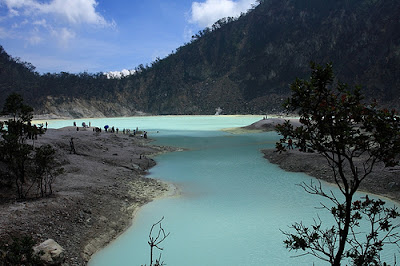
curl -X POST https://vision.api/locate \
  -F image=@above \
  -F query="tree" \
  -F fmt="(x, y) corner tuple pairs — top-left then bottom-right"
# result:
(0, 235), (45, 265)
(144, 217), (169, 266)
(276, 63), (400, 265)
(0, 93), (61, 199)
(2, 93), (33, 122)
(0, 93), (38, 198)
(32, 144), (64, 197)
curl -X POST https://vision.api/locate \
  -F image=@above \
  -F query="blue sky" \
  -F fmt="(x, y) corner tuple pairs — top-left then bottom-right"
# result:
(0, 0), (258, 74)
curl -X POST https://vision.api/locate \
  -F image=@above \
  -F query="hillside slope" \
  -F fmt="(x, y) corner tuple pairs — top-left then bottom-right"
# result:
(0, 0), (399, 117)
(134, 0), (400, 114)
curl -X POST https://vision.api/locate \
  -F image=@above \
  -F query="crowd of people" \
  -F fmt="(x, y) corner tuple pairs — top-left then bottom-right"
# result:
(72, 121), (148, 139)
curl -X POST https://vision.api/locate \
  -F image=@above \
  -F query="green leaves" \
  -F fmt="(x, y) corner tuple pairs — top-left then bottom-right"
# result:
(0, 94), (60, 199)
(276, 61), (400, 178)
(283, 196), (400, 265)
(1, 93), (33, 122)
(0, 236), (44, 266)
(278, 63), (400, 265)
(284, 233), (309, 251)
(33, 144), (64, 197)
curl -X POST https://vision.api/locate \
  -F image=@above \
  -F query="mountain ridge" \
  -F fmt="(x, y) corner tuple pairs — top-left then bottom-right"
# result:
(1, 0), (399, 118)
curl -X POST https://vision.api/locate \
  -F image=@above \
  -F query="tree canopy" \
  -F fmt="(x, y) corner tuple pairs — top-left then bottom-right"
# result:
(276, 63), (400, 265)
(0, 93), (62, 199)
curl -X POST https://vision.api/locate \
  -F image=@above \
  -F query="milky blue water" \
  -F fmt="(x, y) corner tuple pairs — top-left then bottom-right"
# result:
(44, 116), (399, 265)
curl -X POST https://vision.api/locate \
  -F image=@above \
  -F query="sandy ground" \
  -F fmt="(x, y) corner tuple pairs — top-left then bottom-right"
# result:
(0, 127), (178, 265)
(246, 118), (400, 203)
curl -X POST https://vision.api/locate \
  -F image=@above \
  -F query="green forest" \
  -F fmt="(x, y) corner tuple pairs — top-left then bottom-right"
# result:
(1, 0), (399, 117)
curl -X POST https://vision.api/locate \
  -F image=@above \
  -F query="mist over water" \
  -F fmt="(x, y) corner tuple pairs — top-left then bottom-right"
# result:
(46, 116), (398, 265)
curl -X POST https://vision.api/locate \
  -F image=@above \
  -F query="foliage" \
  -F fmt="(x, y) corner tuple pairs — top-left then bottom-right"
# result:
(0, 235), (45, 266)
(2, 1), (400, 116)
(1, 93), (38, 198)
(0, 93), (62, 199)
(32, 144), (64, 197)
(276, 63), (400, 265)
(2, 93), (33, 121)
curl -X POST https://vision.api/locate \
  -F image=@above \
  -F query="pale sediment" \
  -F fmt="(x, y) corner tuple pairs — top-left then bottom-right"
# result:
(0, 127), (178, 265)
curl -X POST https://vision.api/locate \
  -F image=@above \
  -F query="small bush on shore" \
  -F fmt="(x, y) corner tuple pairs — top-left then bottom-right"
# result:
(0, 93), (63, 199)
(0, 235), (45, 266)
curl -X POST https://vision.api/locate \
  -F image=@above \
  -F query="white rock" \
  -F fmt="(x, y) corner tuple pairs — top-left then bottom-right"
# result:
(33, 239), (64, 264)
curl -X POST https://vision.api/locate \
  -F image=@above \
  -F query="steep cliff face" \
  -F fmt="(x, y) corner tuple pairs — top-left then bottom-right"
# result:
(1, 0), (399, 118)
(41, 96), (147, 118)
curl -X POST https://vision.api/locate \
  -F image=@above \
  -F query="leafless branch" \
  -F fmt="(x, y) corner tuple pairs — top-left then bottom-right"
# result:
(148, 216), (170, 266)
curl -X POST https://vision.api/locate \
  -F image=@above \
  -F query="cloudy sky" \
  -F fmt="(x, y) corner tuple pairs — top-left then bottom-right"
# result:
(0, 0), (258, 74)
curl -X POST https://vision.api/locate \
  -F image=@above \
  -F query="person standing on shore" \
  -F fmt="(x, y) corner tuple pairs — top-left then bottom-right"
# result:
(70, 137), (77, 154)
(288, 138), (293, 150)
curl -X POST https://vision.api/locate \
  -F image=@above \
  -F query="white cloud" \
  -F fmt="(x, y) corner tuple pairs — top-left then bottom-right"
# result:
(9, 8), (20, 17)
(42, 0), (113, 26)
(11, 19), (29, 28)
(0, 27), (13, 38)
(51, 27), (76, 47)
(2, 0), (37, 9)
(184, 26), (194, 40)
(1, 0), (115, 49)
(28, 34), (42, 45)
(3, 0), (114, 27)
(190, 0), (257, 28)
(33, 19), (47, 26)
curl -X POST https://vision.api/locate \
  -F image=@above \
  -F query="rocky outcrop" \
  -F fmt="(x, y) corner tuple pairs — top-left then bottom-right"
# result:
(33, 239), (65, 265)
(41, 96), (148, 119)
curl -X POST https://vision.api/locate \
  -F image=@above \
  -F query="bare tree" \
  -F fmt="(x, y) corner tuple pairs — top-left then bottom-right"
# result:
(146, 217), (170, 266)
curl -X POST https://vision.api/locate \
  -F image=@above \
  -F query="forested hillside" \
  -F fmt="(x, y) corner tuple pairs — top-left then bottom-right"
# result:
(1, 0), (399, 117)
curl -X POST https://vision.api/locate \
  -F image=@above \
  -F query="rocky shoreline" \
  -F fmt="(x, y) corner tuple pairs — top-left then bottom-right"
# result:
(0, 127), (178, 265)
(262, 149), (400, 203)
(248, 118), (400, 203)
(2, 117), (399, 265)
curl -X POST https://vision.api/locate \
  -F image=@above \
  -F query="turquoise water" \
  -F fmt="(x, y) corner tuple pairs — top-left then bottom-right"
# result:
(45, 116), (399, 265)
(43, 115), (262, 133)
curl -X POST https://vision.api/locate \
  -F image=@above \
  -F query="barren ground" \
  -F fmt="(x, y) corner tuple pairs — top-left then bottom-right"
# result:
(0, 127), (177, 265)
(246, 118), (400, 203)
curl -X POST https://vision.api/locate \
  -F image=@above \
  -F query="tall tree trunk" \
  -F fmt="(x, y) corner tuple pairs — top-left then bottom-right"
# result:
(333, 194), (352, 265)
